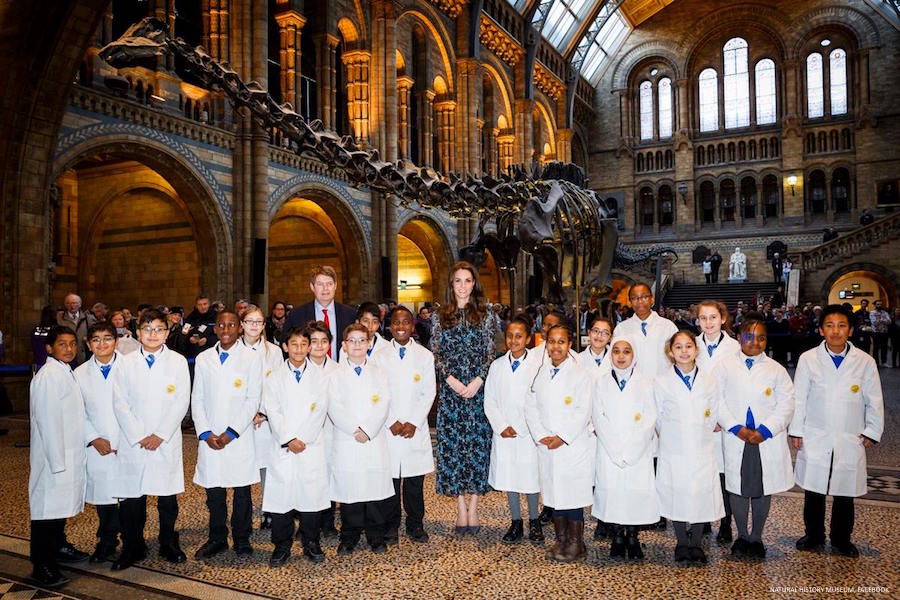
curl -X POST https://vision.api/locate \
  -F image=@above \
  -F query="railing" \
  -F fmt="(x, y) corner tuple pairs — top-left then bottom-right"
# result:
(793, 212), (900, 273)
(69, 85), (235, 150)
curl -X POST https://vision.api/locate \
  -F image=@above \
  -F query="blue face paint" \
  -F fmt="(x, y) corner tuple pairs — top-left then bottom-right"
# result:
(739, 332), (767, 345)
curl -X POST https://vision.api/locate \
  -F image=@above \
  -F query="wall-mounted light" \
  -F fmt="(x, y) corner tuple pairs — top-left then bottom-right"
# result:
(787, 175), (798, 196)
(677, 181), (688, 205)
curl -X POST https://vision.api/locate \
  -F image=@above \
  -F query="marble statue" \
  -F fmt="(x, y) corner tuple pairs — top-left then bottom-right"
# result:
(729, 247), (747, 281)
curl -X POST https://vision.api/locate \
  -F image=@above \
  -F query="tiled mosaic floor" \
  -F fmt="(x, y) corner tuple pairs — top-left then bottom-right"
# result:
(0, 366), (897, 599)
(0, 578), (70, 600)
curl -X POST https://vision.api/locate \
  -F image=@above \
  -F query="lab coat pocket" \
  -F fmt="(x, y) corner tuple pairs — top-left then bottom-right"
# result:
(800, 430), (831, 466)
(833, 433), (865, 471)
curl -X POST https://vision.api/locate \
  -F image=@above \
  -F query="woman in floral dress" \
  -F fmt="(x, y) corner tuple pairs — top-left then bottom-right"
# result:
(431, 261), (499, 533)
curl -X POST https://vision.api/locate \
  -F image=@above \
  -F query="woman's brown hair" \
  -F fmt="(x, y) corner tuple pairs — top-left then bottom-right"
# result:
(697, 299), (732, 334)
(438, 261), (487, 329)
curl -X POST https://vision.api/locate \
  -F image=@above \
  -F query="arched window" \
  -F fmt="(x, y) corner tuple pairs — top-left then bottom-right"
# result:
(763, 174), (779, 218)
(699, 68), (718, 132)
(809, 170), (827, 214)
(720, 179), (736, 222)
(755, 59), (777, 125)
(830, 49), (847, 116)
(658, 78), (673, 139)
(807, 53), (824, 118)
(700, 181), (716, 223)
(741, 177), (757, 219)
(640, 187), (655, 227)
(639, 80), (653, 141)
(832, 168), (850, 213)
(723, 38), (750, 128)
(659, 186), (674, 226)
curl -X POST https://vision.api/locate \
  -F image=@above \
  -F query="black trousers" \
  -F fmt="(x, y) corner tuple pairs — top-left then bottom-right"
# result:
(30, 518), (66, 568)
(704, 273), (712, 284)
(119, 494), (179, 549)
(719, 473), (732, 520)
(340, 498), (391, 547)
(387, 475), (425, 533)
(803, 490), (854, 545)
(205, 486), (252, 545)
(271, 511), (320, 552)
(321, 501), (339, 530)
(95, 503), (121, 548)
(872, 333), (888, 364)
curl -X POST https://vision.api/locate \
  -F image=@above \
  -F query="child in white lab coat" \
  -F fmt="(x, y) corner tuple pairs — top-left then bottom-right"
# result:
(484, 315), (542, 544)
(790, 304), (884, 558)
(718, 314), (795, 560)
(655, 330), (724, 564)
(525, 323), (593, 563)
(240, 305), (284, 531)
(263, 325), (330, 566)
(372, 306), (436, 544)
(74, 322), (123, 564)
(696, 300), (741, 544)
(592, 334), (659, 559)
(191, 310), (262, 559)
(29, 326), (88, 587)
(328, 323), (394, 555)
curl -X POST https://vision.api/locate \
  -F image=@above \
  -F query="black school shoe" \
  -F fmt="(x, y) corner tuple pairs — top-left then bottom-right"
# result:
(89, 542), (118, 564)
(30, 564), (69, 588)
(716, 520), (733, 544)
(370, 542), (388, 554)
(689, 546), (708, 564)
(673, 544), (691, 563)
(56, 543), (90, 563)
(538, 506), (554, 525)
(407, 526), (429, 543)
(337, 542), (355, 556)
(384, 529), (400, 545)
(111, 545), (148, 571)
(502, 519), (524, 544)
(195, 540), (228, 560)
(795, 534), (826, 552)
(527, 519), (544, 544)
(159, 540), (187, 564)
(831, 541), (859, 558)
(747, 541), (766, 559)
(731, 537), (750, 556)
(268, 548), (290, 567)
(233, 543), (254, 556)
(303, 542), (325, 563)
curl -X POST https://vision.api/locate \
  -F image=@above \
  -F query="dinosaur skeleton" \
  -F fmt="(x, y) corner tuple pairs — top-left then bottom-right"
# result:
(100, 18), (675, 304)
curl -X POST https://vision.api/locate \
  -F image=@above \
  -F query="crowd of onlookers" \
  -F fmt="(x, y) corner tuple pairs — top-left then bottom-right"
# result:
(24, 288), (900, 372)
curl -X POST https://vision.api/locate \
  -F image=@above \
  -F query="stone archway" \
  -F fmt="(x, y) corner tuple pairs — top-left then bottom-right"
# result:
(51, 139), (232, 305)
(821, 263), (898, 309)
(268, 184), (372, 305)
(397, 215), (454, 309)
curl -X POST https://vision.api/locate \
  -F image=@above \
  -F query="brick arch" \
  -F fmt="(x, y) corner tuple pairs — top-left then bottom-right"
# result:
(789, 5), (881, 55)
(820, 263), (898, 308)
(0, 0), (109, 358)
(682, 8), (789, 77)
(396, 8), (457, 90)
(50, 138), (232, 303)
(268, 180), (372, 304)
(396, 214), (455, 306)
(611, 40), (684, 90)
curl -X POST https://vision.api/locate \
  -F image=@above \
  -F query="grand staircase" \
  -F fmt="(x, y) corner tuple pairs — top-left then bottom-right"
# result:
(661, 282), (782, 309)
(792, 211), (900, 275)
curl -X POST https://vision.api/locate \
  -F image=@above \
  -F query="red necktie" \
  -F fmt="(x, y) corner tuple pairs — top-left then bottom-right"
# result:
(322, 308), (332, 357)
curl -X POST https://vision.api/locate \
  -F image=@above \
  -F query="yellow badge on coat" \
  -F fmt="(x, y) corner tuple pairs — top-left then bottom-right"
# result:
(765, 387), (773, 397)
(564, 396), (573, 406)
(234, 378), (243, 388)
(372, 394), (380, 404)
(851, 384), (860, 393)
(634, 412), (641, 422)
(704, 408), (711, 418)
(265, 369), (272, 378)
(166, 384), (175, 394)
(413, 373), (421, 382)
(310, 402), (317, 412)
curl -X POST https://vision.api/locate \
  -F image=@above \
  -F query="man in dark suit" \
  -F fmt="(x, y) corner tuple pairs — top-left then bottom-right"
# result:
(282, 265), (356, 361)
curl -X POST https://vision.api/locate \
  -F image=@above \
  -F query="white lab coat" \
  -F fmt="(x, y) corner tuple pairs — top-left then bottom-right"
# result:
(790, 342), (884, 497)
(111, 346), (190, 498)
(578, 346), (610, 372)
(654, 366), (725, 523)
(261, 359), (330, 513)
(717, 353), (795, 496)
(309, 356), (340, 473)
(74, 353), (122, 505)
(524, 357), (593, 510)
(696, 332), (741, 472)
(371, 340), (436, 478)
(326, 361), (394, 503)
(191, 343), (262, 488)
(484, 350), (540, 494)
(615, 312), (679, 377)
(29, 357), (86, 520)
(591, 369), (659, 525)
(247, 338), (283, 470)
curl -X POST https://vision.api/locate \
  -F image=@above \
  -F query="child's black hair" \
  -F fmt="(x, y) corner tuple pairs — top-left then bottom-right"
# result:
(87, 321), (117, 339)
(506, 313), (534, 333)
(356, 301), (381, 321)
(46, 325), (76, 347)
(820, 304), (852, 325)
(283, 325), (310, 343)
(139, 309), (168, 328)
(389, 305), (414, 321)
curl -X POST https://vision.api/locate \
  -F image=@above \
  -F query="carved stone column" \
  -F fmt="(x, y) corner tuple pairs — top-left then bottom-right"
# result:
(419, 90), (435, 168)
(497, 129), (515, 174)
(343, 49), (372, 145)
(514, 98), (534, 167)
(434, 97), (457, 174)
(397, 76), (414, 159)
(275, 9), (306, 110)
(556, 128), (572, 164)
(203, 0), (230, 62)
(315, 33), (340, 130)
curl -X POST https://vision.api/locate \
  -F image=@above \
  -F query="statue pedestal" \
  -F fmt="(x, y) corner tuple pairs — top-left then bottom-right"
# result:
(728, 277), (746, 284)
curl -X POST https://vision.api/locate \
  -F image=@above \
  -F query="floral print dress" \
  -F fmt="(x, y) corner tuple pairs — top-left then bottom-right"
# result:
(431, 310), (499, 496)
